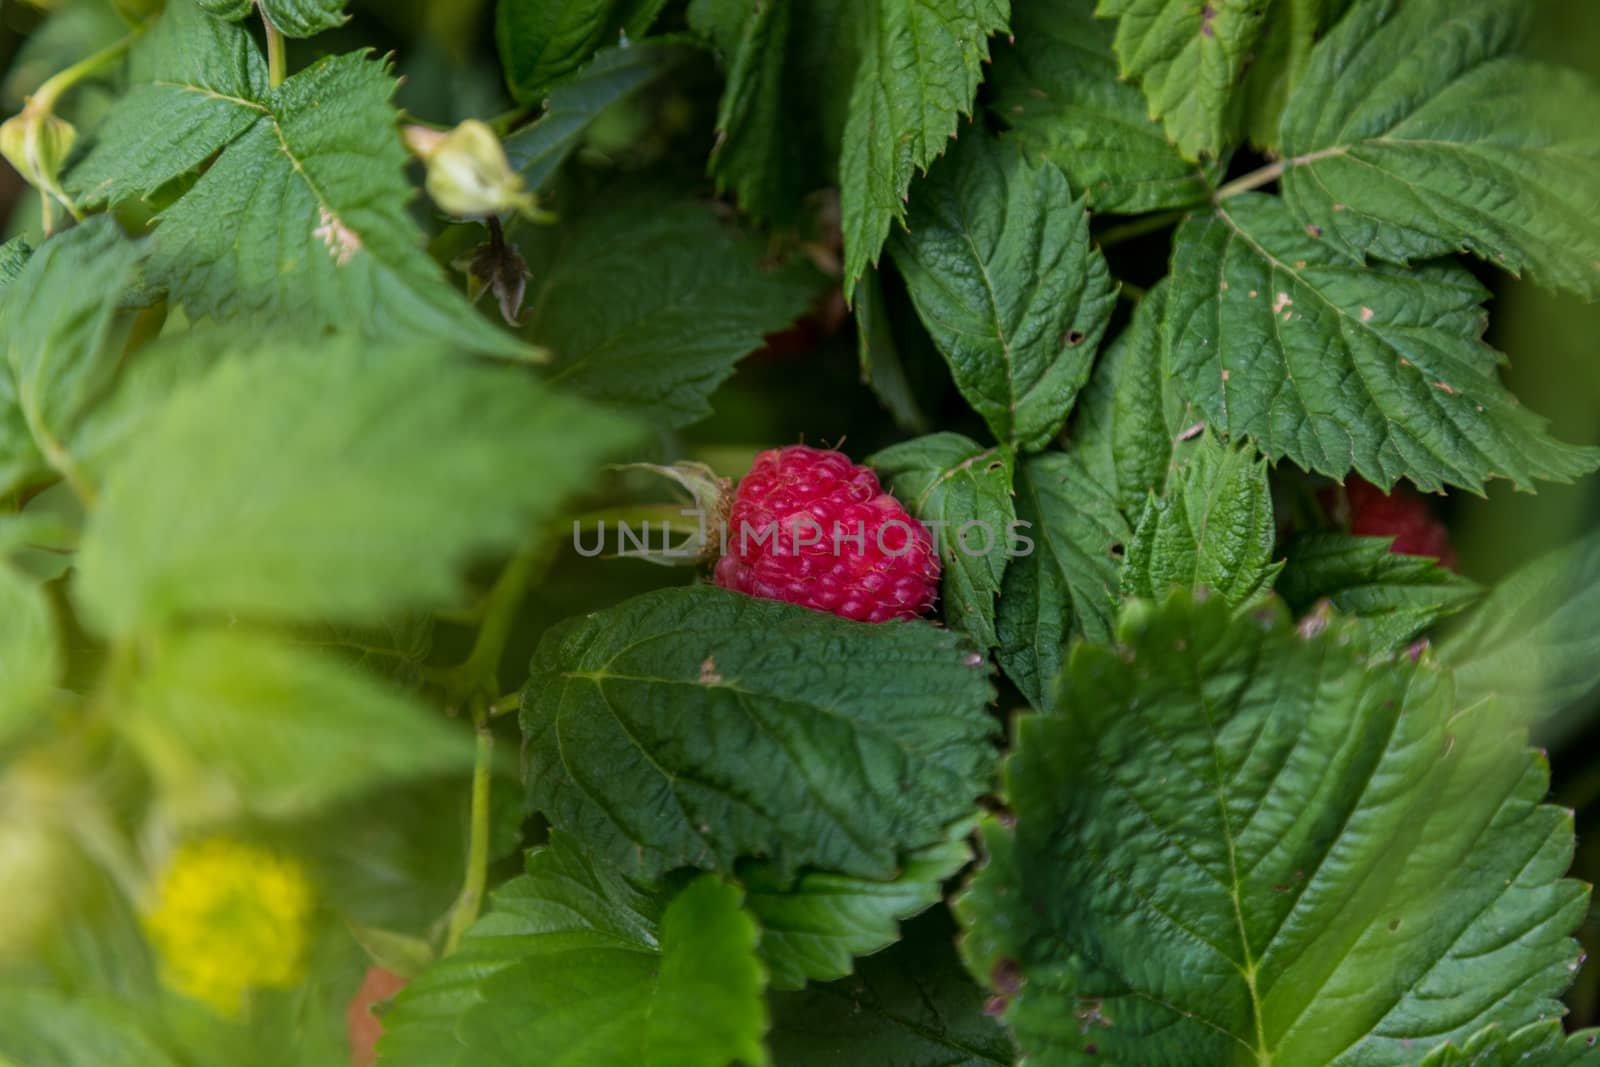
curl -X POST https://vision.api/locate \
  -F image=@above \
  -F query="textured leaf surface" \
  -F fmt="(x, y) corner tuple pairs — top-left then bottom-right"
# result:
(76, 339), (638, 635)
(1122, 433), (1281, 606)
(1279, 0), (1600, 298)
(527, 190), (817, 428)
(0, 219), (139, 498)
(745, 818), (972, 991)
(127, 630), (472, 820)
(1278, 532), (1480, 649)
(382, 837), (767, 1067)
(872, 433), (1016, 649)
(504, 41), (694, 191)
(995, 452), (1128, 710)
(1166, 194), (1599, 492)
(838, 0), (1009, 290)
(0, 564), (58, 747)
(74, 7), (523, 356)
(1440, 527), (1600, 722)
(767, 913), (1013, 1067)
(700, 0), (804, 222)
(1418, 1021), (1600, 1066)
(1235, 0), (1352, 150)
(1097, 0), (1268, 159)
(521, 585), (996, 884)
(1069, 283), (1198, 520)
(891, 133), (1114, 452)
(989, 0), (1218, 213)
(960, 592), (1588, 1066)
(196, 0), (346, 37)
(496, 0), (663, 104)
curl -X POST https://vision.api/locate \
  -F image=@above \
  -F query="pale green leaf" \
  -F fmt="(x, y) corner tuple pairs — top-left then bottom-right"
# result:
(526, 190), (817, 429)
(1122, 432), (1281, 606)
(496, 0), (665, 104)
(1279, 0), (1600, 298)
(1068, 282), (1199, 520)
(0, 218), (140, 498)
(745, 816), (973, 991)
(1096, 0), (1269, 160)
(1419, 1021), (1600, 1066)
(838, 0), (1009, 290)
(995, 451), (1128, 710)
(989, 0), (1219, 213)
(382, 838), (768, 1067)
(195, 0), (346, 37)
(503, 41), (695, 192)
(959, 591), (1588, 1065)
(68, 0), (269, 205)
(76, 337), (639, 635)
(1278, 532), (1480, 649)
(0, 989), (179, 1067)
(767, 912), (1013, 1067)
(872, 434), (1016, 649)
(1439, 526), (1600, 722)
(0, 564), (59, 747)
(127, 629), (472, 821)
(521, 585), (997, 884)
(1166, 193), (1599, 492)
(891, 132), (1114, 452)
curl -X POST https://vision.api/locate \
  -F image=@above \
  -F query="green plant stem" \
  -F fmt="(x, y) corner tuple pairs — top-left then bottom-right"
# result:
(1097, 209), (1189, 249)
(1213, 160), (1288, 201)
(264, 15), (286, 89)
(443, 722), (494, 954)
(30, 29), (142, 113)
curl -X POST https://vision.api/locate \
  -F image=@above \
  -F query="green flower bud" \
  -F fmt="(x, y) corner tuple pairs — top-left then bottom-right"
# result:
(404, 120), (538, 220)
(0, 101), (78, 228)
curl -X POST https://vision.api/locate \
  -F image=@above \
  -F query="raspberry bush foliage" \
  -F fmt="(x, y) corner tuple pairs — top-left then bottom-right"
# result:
(2, 0), (1600, 1064)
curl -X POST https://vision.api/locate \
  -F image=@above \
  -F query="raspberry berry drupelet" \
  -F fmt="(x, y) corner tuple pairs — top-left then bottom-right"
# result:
(713, 445), (941, 623)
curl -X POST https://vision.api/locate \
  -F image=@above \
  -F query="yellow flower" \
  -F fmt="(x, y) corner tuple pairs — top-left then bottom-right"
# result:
(143, 839), (314, 1017)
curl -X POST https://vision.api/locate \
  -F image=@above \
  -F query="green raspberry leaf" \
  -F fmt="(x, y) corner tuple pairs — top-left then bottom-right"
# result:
(1167, 193), (1600, 492)
(127, 629), (474, 821)
(959, 591), (1588, 1065)
(496, 0), (667, 105)
(995, 451), (1129, 711)
(744, 822), (972, 992)
(0, 564), (59, 748)
(0, 218), (139, 499)
(1439, 526), (1600, 724)
(767, 912), (1014, 1067)
(872, 433), (1017, 650)
(1096, 0), (1269, 161)
(504, 41), (695, 193)
(76, 337), (639, 636)
(382, 836), (769, 1067)
(1234, 0), (1353, 151)
(523, 189), (818, 429)
(520, 585), (997, 884)
(1122, 432), (1282, 607)
(838, 0), (1009, 291)
(1418, 1021), (1600, 1066)
(1278, 532), (1480, 650)
(195, 0), (347, 38)
(989, 0), (1221, 213)
(1279, 0), (1600, 298)
(891, 132), (1115, 452)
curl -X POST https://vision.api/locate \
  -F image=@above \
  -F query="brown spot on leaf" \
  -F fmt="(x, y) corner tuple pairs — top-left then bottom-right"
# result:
(699, 657), (723, 685)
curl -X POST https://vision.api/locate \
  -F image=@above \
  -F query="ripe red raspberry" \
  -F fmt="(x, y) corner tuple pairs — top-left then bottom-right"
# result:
(714, 445), (940, 623)
(1337, 477), (1457, 569)
(347, 966), (408, 1067)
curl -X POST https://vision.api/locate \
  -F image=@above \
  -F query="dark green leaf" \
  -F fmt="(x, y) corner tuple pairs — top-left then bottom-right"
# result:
(521, 585), (996, 884)
(76, 337), (639, 635)
(891, 132), (1115, 452)
(1235, 0), (1353, 151)
(853, 273), (930, 435)
(1167, 193), (1599, 492)
(527, 190), (817, 429)
(989, 0), (1219, 213)
(1279, 0), (1600, 298)
(838, 0), (1008, 290)
(1278, 532), (1480, 649)
(960, 591), (1588, 1065)
(195, 0), (347, 37)
(872, 433), (1016, 649)
(1122, 433), (1281, 607)
(496, 0), (666, 105)
(995, 452), (1128, 710)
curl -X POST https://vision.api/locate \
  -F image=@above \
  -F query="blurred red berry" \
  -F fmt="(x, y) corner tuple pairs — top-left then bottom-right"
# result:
(347, 966), (408, 1067)
(714, 444), (940, 622)
(1336, 477), (1457, 569)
